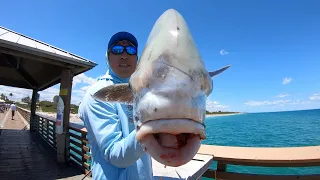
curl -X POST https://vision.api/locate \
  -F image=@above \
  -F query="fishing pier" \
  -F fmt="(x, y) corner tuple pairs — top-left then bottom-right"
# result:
(1, 26), (320, 179)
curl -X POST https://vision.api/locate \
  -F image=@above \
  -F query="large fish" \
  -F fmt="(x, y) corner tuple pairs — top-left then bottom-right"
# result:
(93, 9), (230, 167)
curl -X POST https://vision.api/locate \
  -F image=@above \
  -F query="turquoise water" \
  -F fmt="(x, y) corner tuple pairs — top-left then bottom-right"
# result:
(202, 109), (320, 176)
(69, 109), (320, 176)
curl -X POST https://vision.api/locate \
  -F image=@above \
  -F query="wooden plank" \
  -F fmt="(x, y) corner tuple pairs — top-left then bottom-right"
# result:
(36, 113), (57, 122)
(39, 134), (57, 150)
(83, 145), (90, 152)
(70, 146), (82, 156)
(198, 144), (320, 167)
(69, 124), (88, 133)
(69, 131), (82, 139)
(83, 139), (88, 144)
(70, 138), (82, 148)
(203, 169), (320, 180)
(83, 154), (91, 161)
(69, 133), (88, 146)
(152, 154), (213, 180)
(70, 153), (82, 163)
(83, 162), (90, 170)
(0, 130), (85, 179)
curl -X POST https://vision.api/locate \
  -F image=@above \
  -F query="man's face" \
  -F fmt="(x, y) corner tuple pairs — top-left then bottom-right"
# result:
(108, 40), (138, 78)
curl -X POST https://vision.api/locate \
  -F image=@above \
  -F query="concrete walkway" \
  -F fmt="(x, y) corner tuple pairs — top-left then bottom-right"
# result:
(0, 108), (27, 130)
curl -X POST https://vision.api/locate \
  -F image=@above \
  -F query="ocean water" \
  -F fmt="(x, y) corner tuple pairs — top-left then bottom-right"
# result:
(69, 109), (320, 176)
(202, 109), (320, 176)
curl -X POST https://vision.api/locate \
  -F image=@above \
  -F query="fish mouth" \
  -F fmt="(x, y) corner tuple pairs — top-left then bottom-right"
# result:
(136, 119), (205, 167)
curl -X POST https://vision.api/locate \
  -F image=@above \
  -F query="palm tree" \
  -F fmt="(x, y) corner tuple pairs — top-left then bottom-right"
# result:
(8, 93), (13, 102)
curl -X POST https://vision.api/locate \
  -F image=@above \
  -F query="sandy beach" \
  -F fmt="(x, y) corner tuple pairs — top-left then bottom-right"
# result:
(37, 112), (242, 122)
(205, 113), (243, 118)
(36, 112), (82, 123)
(35, 111), (243, 122)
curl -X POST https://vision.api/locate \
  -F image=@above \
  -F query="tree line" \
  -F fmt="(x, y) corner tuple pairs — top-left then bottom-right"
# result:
(206, 110), (240, 114)
(0, 93), (79, 113)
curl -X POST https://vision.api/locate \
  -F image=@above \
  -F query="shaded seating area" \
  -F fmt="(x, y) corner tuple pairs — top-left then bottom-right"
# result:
(0, 26), (96, 179)
(0, 25), (97, 164)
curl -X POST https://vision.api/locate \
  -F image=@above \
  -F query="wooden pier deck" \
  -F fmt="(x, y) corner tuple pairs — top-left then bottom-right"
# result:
(0, 109), (89, 180)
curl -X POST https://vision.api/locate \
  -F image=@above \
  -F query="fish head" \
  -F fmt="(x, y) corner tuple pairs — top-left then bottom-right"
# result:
(93, 9), (230, 167)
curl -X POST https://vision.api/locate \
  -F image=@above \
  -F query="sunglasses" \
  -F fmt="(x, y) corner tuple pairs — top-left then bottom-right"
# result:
(110, 45), (137, 55)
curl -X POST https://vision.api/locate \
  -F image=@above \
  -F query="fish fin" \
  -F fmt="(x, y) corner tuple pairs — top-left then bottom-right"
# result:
(209, 65), (231, 77)
(92, 83), (134, 104)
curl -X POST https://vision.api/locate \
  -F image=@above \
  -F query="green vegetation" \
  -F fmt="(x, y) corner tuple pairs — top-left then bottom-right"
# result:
(2, 93), (239, 115)
(37, 100), (79, 113)
(206, 110), (241, 115)
(0, 93), (13, 104)
(0, 93), (79, 114)
(17, 100), (79, 114)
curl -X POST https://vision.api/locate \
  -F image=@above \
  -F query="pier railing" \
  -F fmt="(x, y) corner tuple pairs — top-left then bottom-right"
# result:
(198, 145), (320, 179)
(68, 123), (91, 175)
(16, 107), (320, 179)
(17, 107), (31, 124)
(35, 113), (57, 149)
(16, 107), (92, 175)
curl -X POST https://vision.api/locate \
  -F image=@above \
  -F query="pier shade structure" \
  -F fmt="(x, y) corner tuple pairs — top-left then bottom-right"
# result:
(0, 25), (96, 165)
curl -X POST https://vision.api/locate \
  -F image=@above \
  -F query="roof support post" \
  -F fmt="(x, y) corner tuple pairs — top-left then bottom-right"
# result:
(30, 89), (38, 131)
(56, 69), (73, 164)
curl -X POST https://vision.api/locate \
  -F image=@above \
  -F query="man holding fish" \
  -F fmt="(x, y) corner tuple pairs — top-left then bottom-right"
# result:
(80, 8), (230, 180)
(78, 31), (153, 180)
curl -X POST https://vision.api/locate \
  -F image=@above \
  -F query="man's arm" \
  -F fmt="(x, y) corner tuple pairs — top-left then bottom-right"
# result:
(78, 90), (145, 168)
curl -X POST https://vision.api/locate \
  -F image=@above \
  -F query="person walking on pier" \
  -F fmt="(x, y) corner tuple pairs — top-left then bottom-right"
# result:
(78, 32), (153, 180)
(10, 103), (16, 120)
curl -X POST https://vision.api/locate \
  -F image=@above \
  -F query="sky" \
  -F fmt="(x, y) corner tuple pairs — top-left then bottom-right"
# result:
(0, 0), (320, 113)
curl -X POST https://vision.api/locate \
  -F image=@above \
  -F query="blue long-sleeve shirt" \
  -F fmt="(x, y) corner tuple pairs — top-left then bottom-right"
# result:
(78, 72), (153, 180)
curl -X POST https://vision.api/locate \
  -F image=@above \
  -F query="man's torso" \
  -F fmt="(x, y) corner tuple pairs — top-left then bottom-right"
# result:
(81, 78), (153, 180)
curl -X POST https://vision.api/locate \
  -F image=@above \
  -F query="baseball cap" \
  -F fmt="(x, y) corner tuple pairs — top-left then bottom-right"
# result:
(108, 31), (138, 50)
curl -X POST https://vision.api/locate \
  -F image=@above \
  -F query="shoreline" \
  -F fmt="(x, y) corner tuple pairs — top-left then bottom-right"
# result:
(36, 111), (244, 122)
(205, 112), (243, 118)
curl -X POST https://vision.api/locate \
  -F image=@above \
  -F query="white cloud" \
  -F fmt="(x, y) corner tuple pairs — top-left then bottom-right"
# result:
(38, 87), (60, 102)
(73, 73), (97, 87)
(244, 98), (315, 107)
(0, 85), (32, 101)
(282, 77), (292, 85)
(309, 93), (320, 101)
(244, 100), (291, 107)
(0, 72), (102, 105)
(206, 99), (229, 112)
(276, 93), (290, 98)
(71, 96), (83, 106)
(72, 89), (86, 98)
(220, 49), (229, 56)
(80, 85), (91, 91)
(291, 99), (311, 105)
